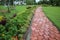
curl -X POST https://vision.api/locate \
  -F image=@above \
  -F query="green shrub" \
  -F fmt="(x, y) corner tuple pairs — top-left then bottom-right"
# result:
(0, 6), (36, 40)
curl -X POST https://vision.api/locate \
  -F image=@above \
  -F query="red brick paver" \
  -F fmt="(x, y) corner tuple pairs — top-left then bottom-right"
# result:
(30, 7), (60, 40)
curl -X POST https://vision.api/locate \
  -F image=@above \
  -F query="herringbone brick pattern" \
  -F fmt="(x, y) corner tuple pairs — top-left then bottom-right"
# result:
(30, 7), (60, 40)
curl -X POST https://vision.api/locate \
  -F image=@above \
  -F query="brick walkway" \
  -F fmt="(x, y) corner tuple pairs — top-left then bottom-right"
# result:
(30, 7), (60, 40)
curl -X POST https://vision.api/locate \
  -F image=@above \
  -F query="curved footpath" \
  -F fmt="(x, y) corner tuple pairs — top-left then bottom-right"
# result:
(30, 7), (60, 40)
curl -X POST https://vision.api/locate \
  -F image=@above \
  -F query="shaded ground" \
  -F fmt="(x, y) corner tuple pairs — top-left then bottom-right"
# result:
(30, 7), (60, 40)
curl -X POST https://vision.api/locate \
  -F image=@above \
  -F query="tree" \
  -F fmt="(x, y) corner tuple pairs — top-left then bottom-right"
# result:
(49, 0), (60, 6)
(26, 0), (35, 5)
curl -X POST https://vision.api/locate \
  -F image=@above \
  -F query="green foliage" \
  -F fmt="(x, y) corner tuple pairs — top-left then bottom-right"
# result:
(0, 25), (5, 34)
(38, 0), (60, 6)
(26, 0), (35, 5)
(49, 0), (60, 6)
(0, 6), (36, 40)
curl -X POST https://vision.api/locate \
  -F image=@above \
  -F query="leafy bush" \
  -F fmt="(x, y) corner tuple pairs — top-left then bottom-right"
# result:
(0, 16), (4, 21)
(0, 16), (6, 25)
(26, 6), (32, 9)
(42, 4), (52, 7)
(0, 6), (36, 40)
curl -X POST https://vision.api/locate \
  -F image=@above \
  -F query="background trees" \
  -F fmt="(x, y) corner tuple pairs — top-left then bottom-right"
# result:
(0, 0), (60, 6)
(37, 0), (60, 6)
(26, 0), (35, 5)
(49, 0), (60, 6)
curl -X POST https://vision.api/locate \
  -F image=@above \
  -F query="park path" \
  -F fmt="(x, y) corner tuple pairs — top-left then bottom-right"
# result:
(30, 7), (60, 40)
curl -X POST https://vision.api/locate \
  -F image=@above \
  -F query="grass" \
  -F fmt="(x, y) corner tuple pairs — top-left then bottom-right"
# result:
(43, 6), (60, 30)
(0, 6), (27, 19)
(0, 5), (7, 10)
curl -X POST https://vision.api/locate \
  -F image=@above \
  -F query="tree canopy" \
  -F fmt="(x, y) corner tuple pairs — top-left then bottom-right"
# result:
(0, 0), (60, 6)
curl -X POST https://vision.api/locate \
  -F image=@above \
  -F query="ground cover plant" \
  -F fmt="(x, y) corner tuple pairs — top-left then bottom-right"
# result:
(43, 6), (60, 30)
(0, 5), (36, 40)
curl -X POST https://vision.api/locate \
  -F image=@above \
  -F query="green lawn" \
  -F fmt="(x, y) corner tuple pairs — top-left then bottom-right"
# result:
(43, 7), (60, 30)
(0, 6), (27, 18)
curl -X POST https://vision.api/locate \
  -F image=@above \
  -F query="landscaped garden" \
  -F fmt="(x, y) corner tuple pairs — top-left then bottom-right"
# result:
(0, 5), (36, 40)
(43, 6), (60, 30)
(0, 0), (60, 40)
(0, 5), (60, 40)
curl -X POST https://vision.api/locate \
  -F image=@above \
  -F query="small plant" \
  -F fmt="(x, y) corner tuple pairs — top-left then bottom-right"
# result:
(0, 16), (6, 25)
(11, 14), (17, 19)
(26, 6), (32, 9)
(0, 16), (4, 21)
